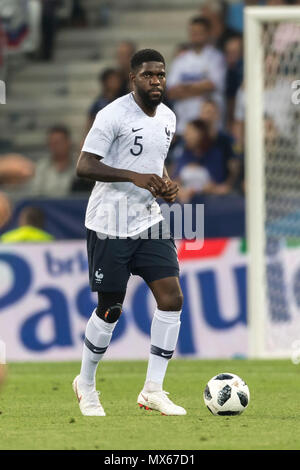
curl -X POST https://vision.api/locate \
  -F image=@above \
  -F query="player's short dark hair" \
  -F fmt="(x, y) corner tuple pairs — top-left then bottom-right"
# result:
(190, 16), (211, 30)
(130, 49), (165, 71)
(48, 125), (71, 139)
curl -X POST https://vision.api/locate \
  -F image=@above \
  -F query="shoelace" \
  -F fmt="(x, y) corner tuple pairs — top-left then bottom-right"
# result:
(158, 390), (173, 405)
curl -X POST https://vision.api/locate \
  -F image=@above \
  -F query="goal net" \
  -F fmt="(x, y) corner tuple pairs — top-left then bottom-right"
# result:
(245, 7), (300, 358)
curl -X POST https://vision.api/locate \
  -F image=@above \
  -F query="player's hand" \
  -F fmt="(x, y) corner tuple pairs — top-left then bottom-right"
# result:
(131, 173), (168, 197)
(157, 178), (179, 203)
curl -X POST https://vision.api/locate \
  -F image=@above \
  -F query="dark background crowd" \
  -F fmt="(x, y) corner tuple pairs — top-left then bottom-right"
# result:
(0, 0), (298, 241)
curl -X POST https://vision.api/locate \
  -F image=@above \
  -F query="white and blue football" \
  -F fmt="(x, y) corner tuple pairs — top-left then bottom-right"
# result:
(203, 372), (250, 416)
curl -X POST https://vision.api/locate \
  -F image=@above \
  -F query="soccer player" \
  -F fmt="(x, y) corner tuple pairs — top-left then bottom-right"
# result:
(73, 49), (186, 416)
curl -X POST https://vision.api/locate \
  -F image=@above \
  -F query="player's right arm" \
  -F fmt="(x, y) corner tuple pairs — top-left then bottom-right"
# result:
(76, 151), (167, 197)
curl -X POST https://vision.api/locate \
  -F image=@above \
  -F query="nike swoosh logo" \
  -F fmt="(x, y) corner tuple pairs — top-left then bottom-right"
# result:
(132, 127), (143, 132)
(161, 353), (172, 357)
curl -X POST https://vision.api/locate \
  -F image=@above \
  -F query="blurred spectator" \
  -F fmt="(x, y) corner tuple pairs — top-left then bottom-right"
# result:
(29, 125), (76, 196)
(116, 40), (136, 96)
(173, 42), (190, 58)
(70, 0), (87, 27)
(0, 0), (29, 52)
(87, 68), (123, 130)
(224, 35), (243, 128)
(265, 0), (288, 4)
(264, 50), (295, 140)
(97, 0), (111, 27)
(264, 0), (300, 61)
(0, 191), (11, 228)
(0, 0), (87, 60)
(175, 103), (241, 202)
(24, 0), (42, 56)
(55, 0), (87, 27)
(167, 16), (226, 135)
(0, 153), (35, 186)
(0, 0), (44, 59)
(199, 0), (238, 51)
(199, 100), (241, 193)
(174, 119), (212, 203)
(272, 23), (300, 55)
(232, 84), (245, 159)
(0, 206), (54, 242)
(0, 14), (6, 78)
(234, 49), (296, 150)
(40, 0), (61, 61)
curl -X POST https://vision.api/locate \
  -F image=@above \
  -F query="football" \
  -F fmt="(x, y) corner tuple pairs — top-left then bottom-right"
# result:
(203, 372), (250, 416)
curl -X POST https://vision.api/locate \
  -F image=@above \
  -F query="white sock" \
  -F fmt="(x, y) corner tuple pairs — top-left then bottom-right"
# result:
(79, 309), (118, 389)
(144, 308), (181, 392)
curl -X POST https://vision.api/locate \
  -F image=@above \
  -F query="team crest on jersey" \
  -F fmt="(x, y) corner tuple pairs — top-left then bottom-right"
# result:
(164, 126), (172, 158)
(95, 269), (104, 284)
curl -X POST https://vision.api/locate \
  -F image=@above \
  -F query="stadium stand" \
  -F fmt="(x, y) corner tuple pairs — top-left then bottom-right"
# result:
(3, 0), (200, 159)
(0, 0), (249, 237)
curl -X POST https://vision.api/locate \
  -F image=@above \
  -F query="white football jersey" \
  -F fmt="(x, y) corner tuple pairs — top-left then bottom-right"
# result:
(82, 92), (176, 237)
(167, 46), (226, 134)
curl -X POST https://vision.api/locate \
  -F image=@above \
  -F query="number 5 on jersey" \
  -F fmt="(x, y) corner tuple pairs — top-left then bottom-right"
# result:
(130, 135), (143, 156)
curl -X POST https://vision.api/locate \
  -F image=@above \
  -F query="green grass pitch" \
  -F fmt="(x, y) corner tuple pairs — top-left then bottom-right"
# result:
(0, 359), (300, 450)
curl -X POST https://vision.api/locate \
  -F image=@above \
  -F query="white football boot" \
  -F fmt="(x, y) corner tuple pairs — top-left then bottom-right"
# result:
(137, 390), (186, 416)
(72, 375), (106, 416)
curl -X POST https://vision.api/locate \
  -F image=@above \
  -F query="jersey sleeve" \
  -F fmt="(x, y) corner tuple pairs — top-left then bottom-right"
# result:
(82, 105), (119, 158)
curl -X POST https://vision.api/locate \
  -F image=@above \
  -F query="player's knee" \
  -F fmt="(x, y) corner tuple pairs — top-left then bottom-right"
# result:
(97, 303), (123, 323)
(96, 292), (126, 323)
(158, 292), (184, 312)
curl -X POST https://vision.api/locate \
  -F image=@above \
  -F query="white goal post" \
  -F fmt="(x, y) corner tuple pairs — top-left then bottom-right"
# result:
(245, 7), (300, 358)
